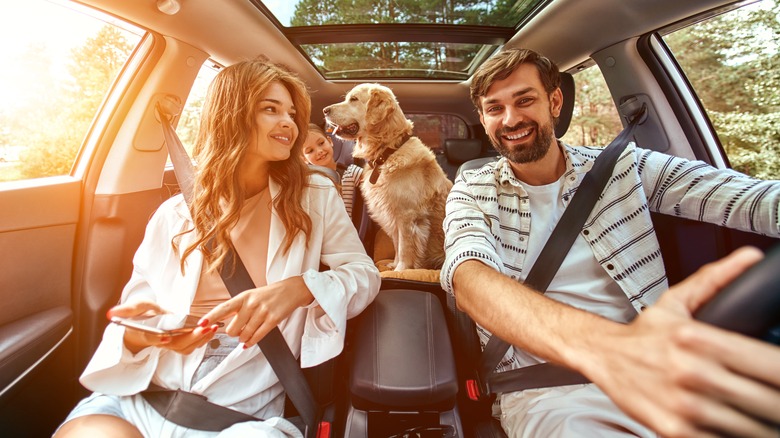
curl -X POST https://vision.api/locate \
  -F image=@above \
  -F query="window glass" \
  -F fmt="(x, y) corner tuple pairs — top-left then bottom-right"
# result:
(0, 0), (142, 183)
(175, 61), (221, 157)
(663, 0), (780, 180)
(407, 113), (469, 153)
(560, 65), (622, 147)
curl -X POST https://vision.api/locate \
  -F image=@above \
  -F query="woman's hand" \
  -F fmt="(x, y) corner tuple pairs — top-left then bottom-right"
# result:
(107, 301), (219, 355)
(199, 276), (314, 348)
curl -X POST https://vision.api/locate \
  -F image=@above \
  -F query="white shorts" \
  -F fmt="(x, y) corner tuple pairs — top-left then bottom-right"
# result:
(499, 383), (656, 438)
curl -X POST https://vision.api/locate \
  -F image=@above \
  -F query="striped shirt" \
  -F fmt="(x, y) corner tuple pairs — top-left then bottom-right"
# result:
(441, 142), (780, 371)
(341, 164), (363, 219)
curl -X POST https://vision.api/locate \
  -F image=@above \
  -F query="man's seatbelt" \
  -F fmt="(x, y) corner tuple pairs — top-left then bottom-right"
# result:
(466, 106), (646, 400)
(153, 101), (327, 438)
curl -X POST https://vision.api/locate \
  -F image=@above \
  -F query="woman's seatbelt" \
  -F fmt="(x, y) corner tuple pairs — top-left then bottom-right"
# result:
(149, 100), (328, 438)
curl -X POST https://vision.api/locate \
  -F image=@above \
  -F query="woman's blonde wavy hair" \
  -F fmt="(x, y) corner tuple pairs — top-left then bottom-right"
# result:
(178, 58), (312, 274)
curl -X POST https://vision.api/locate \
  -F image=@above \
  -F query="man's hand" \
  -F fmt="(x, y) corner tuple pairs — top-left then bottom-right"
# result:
(587, 247), (780, 437)
(199, 276), (314, 348)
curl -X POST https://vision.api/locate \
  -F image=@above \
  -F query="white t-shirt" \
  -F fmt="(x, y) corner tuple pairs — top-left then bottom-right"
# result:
(514, 177), (637, 367)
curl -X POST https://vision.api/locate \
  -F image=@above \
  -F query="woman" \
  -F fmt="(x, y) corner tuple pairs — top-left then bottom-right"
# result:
(302, 123), (363, 219)
(55, 59), (380, 437)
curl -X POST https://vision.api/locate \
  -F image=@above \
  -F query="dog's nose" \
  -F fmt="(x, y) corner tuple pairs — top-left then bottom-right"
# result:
(323, 106), (331, 115)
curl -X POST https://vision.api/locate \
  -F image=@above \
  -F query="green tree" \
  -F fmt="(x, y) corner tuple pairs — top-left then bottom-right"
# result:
(17, 25), (133, 179)
(289, 0), (536, 77)
(561, 66), (622, 146)
(664, 0), (780, 179)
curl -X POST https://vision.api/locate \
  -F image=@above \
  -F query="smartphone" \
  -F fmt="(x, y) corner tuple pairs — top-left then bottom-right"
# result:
(110, 313), (222, 336)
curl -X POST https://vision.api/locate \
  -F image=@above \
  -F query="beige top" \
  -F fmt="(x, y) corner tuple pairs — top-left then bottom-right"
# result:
(189, 188), (272, 318)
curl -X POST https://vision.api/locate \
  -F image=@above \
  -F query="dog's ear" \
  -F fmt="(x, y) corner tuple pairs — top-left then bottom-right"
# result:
(365, 87), (397, 130)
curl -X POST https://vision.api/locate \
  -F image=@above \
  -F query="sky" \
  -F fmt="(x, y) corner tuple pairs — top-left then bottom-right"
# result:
(260, 0), (298, 26)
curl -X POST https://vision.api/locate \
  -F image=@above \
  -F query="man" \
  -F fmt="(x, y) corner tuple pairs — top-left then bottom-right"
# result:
(441, 48), (780, 437)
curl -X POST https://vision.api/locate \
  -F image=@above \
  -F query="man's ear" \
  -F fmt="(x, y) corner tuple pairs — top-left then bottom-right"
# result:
(550, 87), (563, 118)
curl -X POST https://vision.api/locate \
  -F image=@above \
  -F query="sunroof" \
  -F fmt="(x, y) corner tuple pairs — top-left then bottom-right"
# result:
(253, 0), (548, 80)
(301, 41), (496, 80)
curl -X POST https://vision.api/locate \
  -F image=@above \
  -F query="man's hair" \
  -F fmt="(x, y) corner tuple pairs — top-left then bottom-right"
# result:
(470, 48), (561, 113)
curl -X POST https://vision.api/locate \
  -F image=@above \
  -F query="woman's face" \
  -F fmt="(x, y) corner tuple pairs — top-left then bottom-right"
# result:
(302, 130), (336, 169)
(244, 81), (299, 167)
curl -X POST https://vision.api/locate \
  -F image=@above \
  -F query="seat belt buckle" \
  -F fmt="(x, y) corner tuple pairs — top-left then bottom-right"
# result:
(316, 421), (331, 438)
(466, 378), (481, 401)
(466, 375), (492, 402)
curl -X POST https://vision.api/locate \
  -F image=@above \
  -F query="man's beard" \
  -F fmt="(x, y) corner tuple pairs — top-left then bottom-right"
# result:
(490, 118), (555, 164)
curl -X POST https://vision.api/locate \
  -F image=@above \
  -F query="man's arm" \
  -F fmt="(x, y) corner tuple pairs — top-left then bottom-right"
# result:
(453, 259), (615, 368)
(454, 248), (780, 437)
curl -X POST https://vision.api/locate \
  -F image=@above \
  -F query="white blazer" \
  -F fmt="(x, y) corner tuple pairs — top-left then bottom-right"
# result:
(80, 173), (380, 425)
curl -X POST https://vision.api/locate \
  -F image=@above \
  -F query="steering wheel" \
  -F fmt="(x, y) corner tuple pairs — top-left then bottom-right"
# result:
(695, 243), (780, 340)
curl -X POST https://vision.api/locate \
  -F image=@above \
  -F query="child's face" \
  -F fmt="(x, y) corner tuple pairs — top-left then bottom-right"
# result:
(302, 131), (336, 168)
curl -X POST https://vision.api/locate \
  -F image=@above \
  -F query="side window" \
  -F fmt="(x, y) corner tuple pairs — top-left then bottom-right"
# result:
(662, 0), (779, 180)
(0, 0), (142, 183)
(175, 61), (221, 156)
(407, 114), (469, 153)
(561, 65), (622, 147)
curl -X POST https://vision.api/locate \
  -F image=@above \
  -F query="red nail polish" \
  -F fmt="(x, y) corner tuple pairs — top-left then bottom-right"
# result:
(198, 319), (209, 328)
(243, 344), (250, 349)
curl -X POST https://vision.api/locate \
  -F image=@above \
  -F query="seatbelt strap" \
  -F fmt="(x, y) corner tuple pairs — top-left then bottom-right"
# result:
(142, 384), (262, 431)
(154, 102), (323, 437)
(476, 106), (646, 394)
(221, 247), (320, 432)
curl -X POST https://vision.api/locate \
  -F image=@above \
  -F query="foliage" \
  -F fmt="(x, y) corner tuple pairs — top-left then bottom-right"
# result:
(664, 0), (780, 180)
(290, 1), (535, 76)
(7, 26), (132, 180)
(560, 66), (622, 147)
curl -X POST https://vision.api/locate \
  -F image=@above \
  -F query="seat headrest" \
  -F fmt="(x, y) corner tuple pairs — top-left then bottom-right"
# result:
(555, 72), (575, 138)
(443, 138), (482, 165)
(329, 135), (355, 167)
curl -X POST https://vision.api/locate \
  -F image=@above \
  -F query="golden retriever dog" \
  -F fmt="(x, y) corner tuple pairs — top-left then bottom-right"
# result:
(323, 83), (452, 271)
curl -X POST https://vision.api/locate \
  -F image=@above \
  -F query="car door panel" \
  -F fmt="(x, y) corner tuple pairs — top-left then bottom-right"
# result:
(0, 178), (81, 435)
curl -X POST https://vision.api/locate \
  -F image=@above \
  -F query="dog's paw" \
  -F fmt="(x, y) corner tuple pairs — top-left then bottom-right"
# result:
(394, 262), (408, 271)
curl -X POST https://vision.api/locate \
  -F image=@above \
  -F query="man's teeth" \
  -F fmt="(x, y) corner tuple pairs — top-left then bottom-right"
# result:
(506, 130), (531, 140)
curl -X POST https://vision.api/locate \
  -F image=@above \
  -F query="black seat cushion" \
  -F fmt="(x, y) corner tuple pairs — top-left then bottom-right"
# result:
(350, 290), (458, 411)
